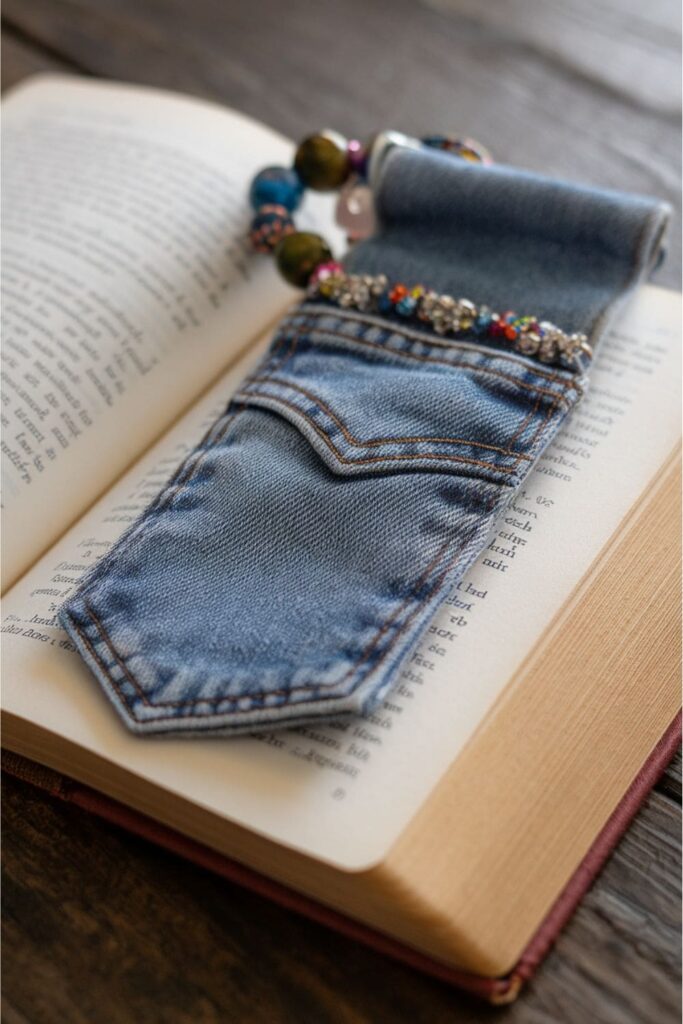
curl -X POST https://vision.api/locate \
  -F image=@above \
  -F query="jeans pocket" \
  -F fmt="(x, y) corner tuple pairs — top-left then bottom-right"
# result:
(60, 306), (582, 735)
(237, 305), (581, 487)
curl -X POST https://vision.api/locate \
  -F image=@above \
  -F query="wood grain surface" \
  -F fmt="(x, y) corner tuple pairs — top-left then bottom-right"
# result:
(1, 1), (681, 1021)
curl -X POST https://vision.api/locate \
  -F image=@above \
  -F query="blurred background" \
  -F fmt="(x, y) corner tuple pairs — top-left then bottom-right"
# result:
(3, 0), (681, 283)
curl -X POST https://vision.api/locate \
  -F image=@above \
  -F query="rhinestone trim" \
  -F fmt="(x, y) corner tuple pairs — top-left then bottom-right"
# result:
(307, 270), (592, 370)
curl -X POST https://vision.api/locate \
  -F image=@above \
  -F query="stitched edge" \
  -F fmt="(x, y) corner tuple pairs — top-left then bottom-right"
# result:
(67, 491), (493, 724)
(237, 389), (525, 475)
(232, 329), (570, 477)
(67, 384), (565, 722)
(289, 324), (578, 407)
(298, 302), (582, 383)
(242, 372), (535, 461)
(67, 325), (308, 617)
(237, 357), (567, 479)
(66, 534), (447, 717)
(65, 315), (572, 724)
(313, 329), (573, 405)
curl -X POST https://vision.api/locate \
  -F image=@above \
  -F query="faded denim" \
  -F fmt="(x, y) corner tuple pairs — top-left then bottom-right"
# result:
(59, 145), (670, 736)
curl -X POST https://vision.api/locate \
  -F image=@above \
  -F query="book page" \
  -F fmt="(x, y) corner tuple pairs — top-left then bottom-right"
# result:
(1, 75), (339, 590)
(1, 285), (680, 871)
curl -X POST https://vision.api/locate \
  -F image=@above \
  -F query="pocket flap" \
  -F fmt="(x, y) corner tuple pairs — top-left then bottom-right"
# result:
(235, 307), (580, 487)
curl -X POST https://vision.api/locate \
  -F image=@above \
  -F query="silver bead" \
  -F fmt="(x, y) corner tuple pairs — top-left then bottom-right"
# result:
(457, 299), (477, 317)
(307, 274), (583, 369)
(516, 330), (541, 355)
(538, 335), (559, 363)
(370, 274), (388, 296)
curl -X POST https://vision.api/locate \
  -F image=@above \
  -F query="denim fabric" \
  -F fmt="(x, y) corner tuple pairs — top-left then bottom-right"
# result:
(351, 143), (670, 349)
(59, 146), (669, 736)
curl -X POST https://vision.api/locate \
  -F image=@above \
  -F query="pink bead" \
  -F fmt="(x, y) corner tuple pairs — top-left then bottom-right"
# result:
(347, 139), (368, 176)
(335, 180), (375, 241)
(309, 260), (344, 284)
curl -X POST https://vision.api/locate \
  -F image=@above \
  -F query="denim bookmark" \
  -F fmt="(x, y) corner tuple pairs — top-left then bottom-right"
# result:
(60, 148), (670, 735)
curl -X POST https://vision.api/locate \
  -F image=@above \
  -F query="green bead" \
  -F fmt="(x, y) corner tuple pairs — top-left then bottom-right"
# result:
(275, 232), (333, 287)
(294, 131), (350, 191)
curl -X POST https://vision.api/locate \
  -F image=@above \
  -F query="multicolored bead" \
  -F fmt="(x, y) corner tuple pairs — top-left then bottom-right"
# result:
(248, 204), (295, 253)
(275, 231), (333, 288)
(396, 295), (417, 316)
(249, 166), (304, 212)
(294, 131), (350, 191)
(309, 260), (345, 286)
(347, 139), (369, 178)
(247, 127), (496, 289)
(306, 270), (591, 369)
(473, 307), (493, 335)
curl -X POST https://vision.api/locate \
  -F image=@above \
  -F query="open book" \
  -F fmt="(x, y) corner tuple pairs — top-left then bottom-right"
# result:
(2, 76), (680, 999)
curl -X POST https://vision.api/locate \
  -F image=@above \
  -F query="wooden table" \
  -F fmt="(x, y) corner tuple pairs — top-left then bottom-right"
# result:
(2, 2), (681, 1020)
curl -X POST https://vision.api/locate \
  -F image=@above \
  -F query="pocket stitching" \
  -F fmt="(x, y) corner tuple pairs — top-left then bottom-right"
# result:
(66, 332), (568, 723)
(246, 373), (535, 461)
(239, 387), (531, 475)
(303, 325), (578, 406)
(66, 485), (493, 722)
(301, 303), (579, 383)
(68, 384), (562, 724)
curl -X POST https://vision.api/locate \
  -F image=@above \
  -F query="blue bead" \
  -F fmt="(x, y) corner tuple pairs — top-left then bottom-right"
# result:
(474, 313), (492, 335)
(248, 204), (295, 253)
(378, 291), (393, 314)
(396, 296), (417, 316)
(249, 166), (304, 212)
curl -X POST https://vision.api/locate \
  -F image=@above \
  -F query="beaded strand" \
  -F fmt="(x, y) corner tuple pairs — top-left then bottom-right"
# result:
(248, 130), (490, 286)
(305, 269), (591, 369)
(247, 131), (591, 369)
